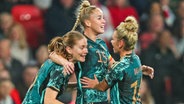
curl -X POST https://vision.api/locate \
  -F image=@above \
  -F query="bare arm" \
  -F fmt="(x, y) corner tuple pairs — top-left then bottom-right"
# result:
(94, 79), (109, 91)
(44, 88), (64, 104)
(49, 52), (74, 74)
(81, 75), (109, 91)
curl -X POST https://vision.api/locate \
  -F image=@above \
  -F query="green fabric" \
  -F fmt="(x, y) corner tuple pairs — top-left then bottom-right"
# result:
(22, 59), (70, 104)
(76, 37), (110, 104)
(106, 53), (142, 104)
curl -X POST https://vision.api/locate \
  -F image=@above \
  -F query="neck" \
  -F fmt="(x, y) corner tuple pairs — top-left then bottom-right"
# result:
(120, 50), (132, 58)
(84, 29), (98, 42)
(68, 58), (76, 64)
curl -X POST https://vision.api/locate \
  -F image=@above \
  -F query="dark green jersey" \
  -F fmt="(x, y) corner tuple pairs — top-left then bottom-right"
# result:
(76, 37), (111, 104)
(105, 53), (142, 104)
(22, 59), (70, 104)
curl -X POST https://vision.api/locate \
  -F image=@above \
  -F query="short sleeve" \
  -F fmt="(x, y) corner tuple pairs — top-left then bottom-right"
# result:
(47, 66), (66, 92)
(105, 61), (129, 87)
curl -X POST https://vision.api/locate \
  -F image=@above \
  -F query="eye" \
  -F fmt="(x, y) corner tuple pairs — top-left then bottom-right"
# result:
(97, 15), (102, 20)
(80, 45), (86, 50)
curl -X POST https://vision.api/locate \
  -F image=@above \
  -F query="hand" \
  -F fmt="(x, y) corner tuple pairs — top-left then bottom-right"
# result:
(62, 61), (75, 75)
(142, 65), (154, 79)
(81, 75), (99, 88)
(49, 52), (75, 74)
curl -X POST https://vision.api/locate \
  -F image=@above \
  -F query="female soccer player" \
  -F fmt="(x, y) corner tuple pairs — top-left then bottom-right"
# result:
(81, 16), (143, 104)
(50, 1), (153, 104)
(22, 31), (88, 104)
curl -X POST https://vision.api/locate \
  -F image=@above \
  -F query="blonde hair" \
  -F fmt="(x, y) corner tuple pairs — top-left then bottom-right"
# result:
(116, 16), (138, 51)
(7, 23), (28, 49)
(72, 0), (97, 31)
(48, 31), (85, 59)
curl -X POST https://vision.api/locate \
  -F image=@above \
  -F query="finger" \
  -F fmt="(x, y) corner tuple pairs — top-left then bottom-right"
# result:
(81, 81), (88, 85)
(65, 65), (74, 74)
(68, 64), (75, 71)
(65, 68), (70, 75)
(149, 69), (154, 75)
(62, 70), (67, 76)
(80, 79), (90, 83)
(152, 72), (154, 78)
(82, 85), (90, 88)
(149, 73), (154, 79)
(150, 75), (153, 79)
(49, 51), (54, 56)
(142, 65), (146, 68)
(94, 75), (97, 80)
(82, 77), (91, 80)
(152, 68), (154, 73)
(67, 65), (74, 74)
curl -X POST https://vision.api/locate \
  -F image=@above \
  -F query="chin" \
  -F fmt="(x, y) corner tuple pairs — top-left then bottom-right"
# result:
(100, 31), (105, 34)
(98, 30), (104, 34)
(79, 58), (85, 62)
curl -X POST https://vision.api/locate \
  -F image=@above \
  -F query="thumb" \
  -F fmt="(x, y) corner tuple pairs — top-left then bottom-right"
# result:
(94, 74), (97, 80)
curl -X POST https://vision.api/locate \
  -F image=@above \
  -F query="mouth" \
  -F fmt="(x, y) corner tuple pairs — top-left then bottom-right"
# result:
(79, 55), (86, 62)
(80, 54), (87, 59)
(100, 25), (105, 29)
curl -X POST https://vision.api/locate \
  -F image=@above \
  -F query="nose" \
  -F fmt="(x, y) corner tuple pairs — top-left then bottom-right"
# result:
(102, 18), (106, 24)
(84, 48), (88, 54)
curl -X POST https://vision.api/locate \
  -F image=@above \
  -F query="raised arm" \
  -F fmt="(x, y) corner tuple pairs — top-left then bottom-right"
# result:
(49, 52), (74, 74)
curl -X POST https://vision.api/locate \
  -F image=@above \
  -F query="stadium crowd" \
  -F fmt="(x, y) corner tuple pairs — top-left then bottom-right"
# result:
(0, 0), (183, 104)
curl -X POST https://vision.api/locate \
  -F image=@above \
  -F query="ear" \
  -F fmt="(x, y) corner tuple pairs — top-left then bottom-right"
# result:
(66, 46), (73, 54)
(118, 40), (124, 49)
(84, 19), (91, 27)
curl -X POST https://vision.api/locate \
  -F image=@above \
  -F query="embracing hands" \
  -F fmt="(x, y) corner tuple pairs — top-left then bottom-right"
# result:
(142, 65), (154, 79)
(80, 75), (99, 88)
(62, 61), (75, 75)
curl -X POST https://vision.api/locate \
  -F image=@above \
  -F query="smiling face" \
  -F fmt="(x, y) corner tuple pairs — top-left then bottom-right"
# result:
(67, 38), (88, 62)
(87, 8), (106, 35)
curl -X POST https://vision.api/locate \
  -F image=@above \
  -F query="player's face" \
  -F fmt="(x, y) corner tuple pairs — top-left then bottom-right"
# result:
(111, 31), (120, 53)
(88, 8), (106, 35)
(70, 38), (88, 62)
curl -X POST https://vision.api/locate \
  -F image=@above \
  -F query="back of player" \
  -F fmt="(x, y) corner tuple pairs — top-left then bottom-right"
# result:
(110, 53), (142, 104)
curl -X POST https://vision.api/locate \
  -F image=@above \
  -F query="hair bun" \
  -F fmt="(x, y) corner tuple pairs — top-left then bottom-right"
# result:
(82, 0), (90, 8)
(124, 16), (138, 32)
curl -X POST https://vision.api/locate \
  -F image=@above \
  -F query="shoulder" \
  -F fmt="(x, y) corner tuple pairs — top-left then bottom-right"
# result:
(40, 59), (63, 71)
(111, 60), (129, 72)
(132, 54), (140, 60)
(96, 38), (105, 43)
(96, 38), (108, 48)
(53, 64), (64, 71)
(42, 59), (55, 67)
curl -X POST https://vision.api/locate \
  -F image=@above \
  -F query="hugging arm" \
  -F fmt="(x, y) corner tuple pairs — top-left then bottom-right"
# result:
(94, 79), (109, 91)
(81, 75), (109, 91)
(49, 52), (74, 74)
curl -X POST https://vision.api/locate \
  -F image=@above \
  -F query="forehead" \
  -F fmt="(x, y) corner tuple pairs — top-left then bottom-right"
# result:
(90, 8), (103, 16)
(74, 38), (87, 46)
(112, 31), (118, 37)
